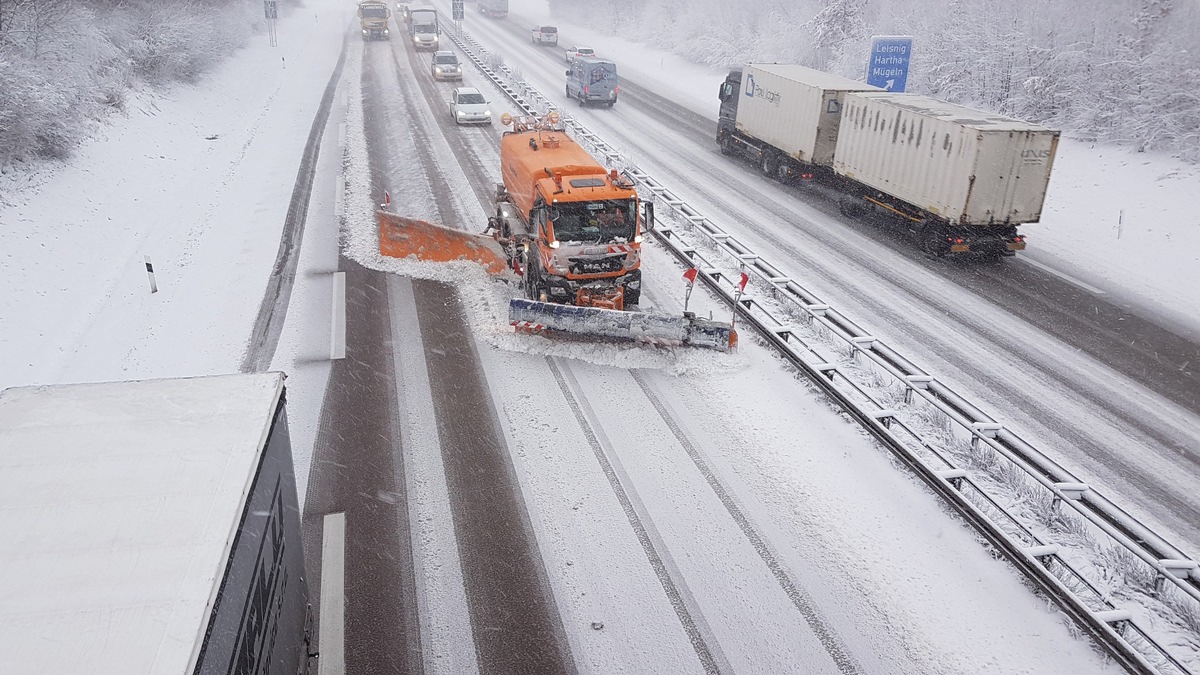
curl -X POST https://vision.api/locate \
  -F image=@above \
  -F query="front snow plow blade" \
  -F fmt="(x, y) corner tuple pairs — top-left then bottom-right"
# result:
(509, 298), (737, 351)
(378, 211), (508, 275)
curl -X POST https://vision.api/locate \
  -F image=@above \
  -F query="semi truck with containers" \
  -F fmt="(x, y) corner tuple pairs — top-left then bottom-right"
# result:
(0, 373), (311, 674)
(718, 64), (1060, 256)
(478, 0), (508, 17)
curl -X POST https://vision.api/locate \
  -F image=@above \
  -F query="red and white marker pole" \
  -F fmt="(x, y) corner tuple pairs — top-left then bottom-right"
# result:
(682, 267), (698, 313)
(730, 271), (749, 332)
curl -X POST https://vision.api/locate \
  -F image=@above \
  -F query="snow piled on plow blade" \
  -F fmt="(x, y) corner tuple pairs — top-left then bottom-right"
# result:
(378, 211), (508, 275)
(510, 298), (736, 351)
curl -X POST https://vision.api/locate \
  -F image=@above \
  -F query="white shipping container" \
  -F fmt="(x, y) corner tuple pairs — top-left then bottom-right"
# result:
(833, 92), (1060, 226)
(737, 64), (880, 166)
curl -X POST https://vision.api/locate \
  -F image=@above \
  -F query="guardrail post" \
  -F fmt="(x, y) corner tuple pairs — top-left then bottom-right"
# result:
(1025, 544), (1059, 570)
(903, 375), (934, 404)
(969, 422), (1003, 450)
(1093, 609), (1133, 638)
(850, 336), (875, 364)
(803, 304), (829, 328)
(868, 408), (899, 429)
(937, 468), (968, 490)
(1050, 482), (1089, 519)
(1155, 559), (1199, 595)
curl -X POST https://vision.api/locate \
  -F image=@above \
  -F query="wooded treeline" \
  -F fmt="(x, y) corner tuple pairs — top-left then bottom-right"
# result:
(551, 0), (1200, 161)
(0, 0), (289, 167)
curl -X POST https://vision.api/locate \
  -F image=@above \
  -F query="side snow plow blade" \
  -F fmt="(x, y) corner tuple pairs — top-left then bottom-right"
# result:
(509, 298), (737, 351)
(378, 211), (508, 275)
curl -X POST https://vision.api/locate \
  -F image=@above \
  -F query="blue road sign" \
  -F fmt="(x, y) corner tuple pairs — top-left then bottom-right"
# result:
(866, 36), (913, 92)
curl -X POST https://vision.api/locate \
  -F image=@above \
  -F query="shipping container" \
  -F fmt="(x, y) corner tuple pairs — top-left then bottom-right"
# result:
(0, 373), (310, 675)
(718, 64), (879, 175)
(834, 92), (1060, 227)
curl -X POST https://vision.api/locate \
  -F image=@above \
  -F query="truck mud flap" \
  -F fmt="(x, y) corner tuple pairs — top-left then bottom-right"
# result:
(509, 298), (736, 351)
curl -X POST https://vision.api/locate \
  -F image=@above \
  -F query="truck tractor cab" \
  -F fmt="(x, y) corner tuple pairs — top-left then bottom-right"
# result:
(717, 67), (743, 147)
(493, 113), (643, 309)
(357, 0), (392, 40)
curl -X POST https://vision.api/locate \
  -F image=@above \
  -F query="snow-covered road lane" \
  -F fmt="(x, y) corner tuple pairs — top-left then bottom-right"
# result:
(452, 8), (1200, 553)
(326, 21), (1126, 673)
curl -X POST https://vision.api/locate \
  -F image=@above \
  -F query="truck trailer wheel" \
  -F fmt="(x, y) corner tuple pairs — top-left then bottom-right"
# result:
(760, 153), (777, 178)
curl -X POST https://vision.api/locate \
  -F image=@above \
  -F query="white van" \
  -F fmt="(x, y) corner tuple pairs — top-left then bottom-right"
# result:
(566, 57), (618, 107)
(532, 25), (558, 46)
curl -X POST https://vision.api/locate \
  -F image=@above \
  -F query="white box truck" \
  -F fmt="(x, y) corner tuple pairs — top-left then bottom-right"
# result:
(717, 64), (880, 181)
(0, 373), (310, 675)
(716, 64), (1061, 256)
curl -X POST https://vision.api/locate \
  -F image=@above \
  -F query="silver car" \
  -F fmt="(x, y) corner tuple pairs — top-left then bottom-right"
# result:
(431, 50), (462, 81)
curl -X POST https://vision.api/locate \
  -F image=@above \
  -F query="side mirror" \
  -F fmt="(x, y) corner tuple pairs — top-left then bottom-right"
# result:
(643, 201), (655, 231)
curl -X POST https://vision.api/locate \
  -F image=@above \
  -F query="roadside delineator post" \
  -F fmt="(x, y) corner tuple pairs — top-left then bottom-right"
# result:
(730, 271), (749, 332)
(145, 256), (158, 293)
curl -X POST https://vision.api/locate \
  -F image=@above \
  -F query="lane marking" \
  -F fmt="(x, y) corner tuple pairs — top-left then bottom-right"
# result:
(549, 358), (731, 675)
(330, 272), (346, 360)
(334, 173), (344, 218)
(319, 512), (346, 675)
(387, 276), (481, 675)
(1019, 257), (1107, 295)
(633, 371), (863, 675)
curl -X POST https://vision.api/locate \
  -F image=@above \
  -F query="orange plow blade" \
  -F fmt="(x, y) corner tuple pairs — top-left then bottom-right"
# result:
(377, 211), (508, 275)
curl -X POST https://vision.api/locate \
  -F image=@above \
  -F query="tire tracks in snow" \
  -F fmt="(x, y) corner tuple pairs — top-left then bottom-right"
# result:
(240, 29), (350, 372)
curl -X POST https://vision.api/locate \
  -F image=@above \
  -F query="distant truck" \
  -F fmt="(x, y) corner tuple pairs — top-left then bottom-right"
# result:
(357, 0), (392, 40)
(718, 64), (1060, 256)
(407, 5), (439, 50)
(566, 57), (619, 108)
(531, 25), (558, 46)
(478, 0), (508, 17)
(0, 373), (310, 674)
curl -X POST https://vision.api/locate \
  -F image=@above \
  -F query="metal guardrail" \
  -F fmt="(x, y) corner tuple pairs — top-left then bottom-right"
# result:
(441, 21), (1200, 674)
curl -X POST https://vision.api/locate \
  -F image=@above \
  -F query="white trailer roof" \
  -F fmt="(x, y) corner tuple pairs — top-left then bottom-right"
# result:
(0, 373), (285, 674)
(747, 63), (881, 92)
(849, 91), (1056, 132)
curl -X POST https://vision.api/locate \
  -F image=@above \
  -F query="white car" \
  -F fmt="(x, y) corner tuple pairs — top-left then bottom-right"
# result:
(564, 46), (594, 62)
(449, 87), (492, 125)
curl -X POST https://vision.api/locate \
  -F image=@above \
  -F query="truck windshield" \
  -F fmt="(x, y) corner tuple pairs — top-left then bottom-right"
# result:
(360, 7), (388, 18)
(551, 200), (636, 243)
(410, 10), (435, 29)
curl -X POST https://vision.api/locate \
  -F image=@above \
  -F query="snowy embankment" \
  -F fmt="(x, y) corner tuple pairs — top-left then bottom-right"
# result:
(0, 1), (350, 389)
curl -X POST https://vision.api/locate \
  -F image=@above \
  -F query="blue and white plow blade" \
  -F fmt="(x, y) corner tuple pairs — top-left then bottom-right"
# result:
(509, 298), (736, 351)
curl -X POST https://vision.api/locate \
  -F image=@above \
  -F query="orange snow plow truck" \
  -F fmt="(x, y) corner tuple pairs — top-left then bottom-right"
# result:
(377, 111), (735, 350)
